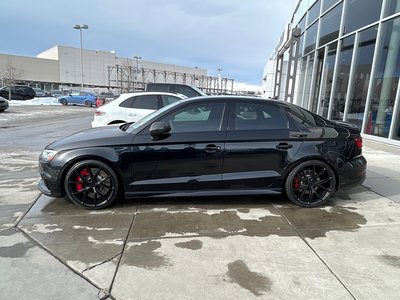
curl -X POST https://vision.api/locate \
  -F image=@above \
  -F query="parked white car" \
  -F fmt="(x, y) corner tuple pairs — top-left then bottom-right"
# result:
(91, 92), (186, 128)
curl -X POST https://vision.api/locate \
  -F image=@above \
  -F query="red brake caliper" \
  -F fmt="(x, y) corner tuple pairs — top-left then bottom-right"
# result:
(293, 177), (300, 190)
(76, 168), (90, 191)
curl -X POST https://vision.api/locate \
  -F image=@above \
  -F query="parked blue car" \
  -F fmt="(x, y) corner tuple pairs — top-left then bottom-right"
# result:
(58, 92), (99, 107)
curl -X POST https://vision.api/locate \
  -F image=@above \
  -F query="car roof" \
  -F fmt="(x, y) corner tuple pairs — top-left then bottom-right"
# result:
(177, 95), (285, 105)
(115, 91), (187, 100)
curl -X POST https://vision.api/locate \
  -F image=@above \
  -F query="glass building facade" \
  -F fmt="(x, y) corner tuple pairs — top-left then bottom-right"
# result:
(264, 0), (400, 145)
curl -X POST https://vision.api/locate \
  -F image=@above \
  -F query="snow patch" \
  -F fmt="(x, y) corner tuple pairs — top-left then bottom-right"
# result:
(72, 225), (113, 231)
(26, 224), (63, 234)
(9, 97), (60, 106)
(87, 236), (124, 245)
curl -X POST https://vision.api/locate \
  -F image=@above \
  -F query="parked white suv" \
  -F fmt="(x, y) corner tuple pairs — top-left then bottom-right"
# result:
(91, 92), (185, 128)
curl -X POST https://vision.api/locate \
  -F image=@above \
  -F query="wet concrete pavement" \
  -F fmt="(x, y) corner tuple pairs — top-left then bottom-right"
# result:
(1, 107), (400, 299)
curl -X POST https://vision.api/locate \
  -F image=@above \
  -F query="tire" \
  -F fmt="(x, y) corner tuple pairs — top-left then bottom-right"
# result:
(64, 160), (119, 209)
(84, 100), (92, 107)
(60, 98), (68, 106)
(285, 160), (336, 208)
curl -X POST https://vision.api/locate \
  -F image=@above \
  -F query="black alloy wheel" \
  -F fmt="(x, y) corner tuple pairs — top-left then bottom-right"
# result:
(60, 98), (68, 105)
(285, 160), (336, 207)
(64, 160), (119, 209)
(84, 100), (92, 107)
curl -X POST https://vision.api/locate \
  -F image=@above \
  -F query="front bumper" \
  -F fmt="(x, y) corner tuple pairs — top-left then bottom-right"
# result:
(38, 161), (64, 198)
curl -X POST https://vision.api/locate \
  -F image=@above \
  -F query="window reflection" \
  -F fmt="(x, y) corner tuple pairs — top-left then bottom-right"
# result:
(366, 18), (400, 138)
(346, 26), (377, 128)
(307, 0), (321, 27)
(322, 0), (340, 13)
(303, 55), (315, 110)
(320, 43), (337, 118)
(344, 0), (383, 34)
(384, 0), (400, 17)
(319, 2), (342, 46)
(304, 21), (319, 54)
(311, 50), (325, 113)
(296, 57), (307, 106)
(297, 15), (306, 33)
(332, 35), (355, 121)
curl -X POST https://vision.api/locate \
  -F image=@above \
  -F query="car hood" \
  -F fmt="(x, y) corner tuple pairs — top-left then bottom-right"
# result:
(47, 126), (134, 151)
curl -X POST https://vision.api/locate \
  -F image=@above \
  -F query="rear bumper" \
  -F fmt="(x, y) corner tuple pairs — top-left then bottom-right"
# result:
(338, 155), (367, 189)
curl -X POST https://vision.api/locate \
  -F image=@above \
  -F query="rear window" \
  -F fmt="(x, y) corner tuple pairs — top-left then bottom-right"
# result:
(119, 95), (158, 110)
(146, 84), (171, 93)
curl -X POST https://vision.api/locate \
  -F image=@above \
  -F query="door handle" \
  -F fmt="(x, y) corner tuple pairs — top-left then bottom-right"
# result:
(276, 142), (293, 150)
(204, 144), (221, 153)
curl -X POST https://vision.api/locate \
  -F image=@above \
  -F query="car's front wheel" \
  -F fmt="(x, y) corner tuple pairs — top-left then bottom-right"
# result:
(84, 100), (93, 107)
(285, 160), (336, 207)
(60, 98), (68, 106)
(64, 160), (119, 209)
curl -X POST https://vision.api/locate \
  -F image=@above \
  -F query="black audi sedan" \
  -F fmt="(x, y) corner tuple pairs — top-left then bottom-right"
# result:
(38, 96), (366, 209)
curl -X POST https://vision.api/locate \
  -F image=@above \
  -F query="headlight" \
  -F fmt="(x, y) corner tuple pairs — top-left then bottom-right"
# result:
(40, 150), (58, 162)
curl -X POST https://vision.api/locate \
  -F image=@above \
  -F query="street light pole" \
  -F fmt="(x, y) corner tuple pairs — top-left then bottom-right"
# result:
(73, 24), (88, 91)
(133, 56), (142, 91)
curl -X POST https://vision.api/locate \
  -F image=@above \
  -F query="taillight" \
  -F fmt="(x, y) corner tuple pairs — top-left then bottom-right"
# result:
(355, 137), (363, 150)
(95, 110), (105, 116)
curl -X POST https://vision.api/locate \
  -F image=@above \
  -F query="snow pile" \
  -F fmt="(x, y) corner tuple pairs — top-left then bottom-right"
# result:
(9, 97), (61, 106)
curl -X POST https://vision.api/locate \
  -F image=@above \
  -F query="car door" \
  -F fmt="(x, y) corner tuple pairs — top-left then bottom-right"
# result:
(127, 101), (227, 194)
(78, 92), (89, 105)
(222, 100), (303, 190)
(68, 92), (80, 104)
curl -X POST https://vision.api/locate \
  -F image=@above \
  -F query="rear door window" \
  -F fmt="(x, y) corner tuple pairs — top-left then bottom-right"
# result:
(231, 102), (289, 130)
(159, 102), (225, 133)
(132, 95), (159, 110)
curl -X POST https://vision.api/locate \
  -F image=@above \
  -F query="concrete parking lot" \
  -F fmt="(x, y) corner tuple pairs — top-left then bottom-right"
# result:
(1, 105), (400, 299)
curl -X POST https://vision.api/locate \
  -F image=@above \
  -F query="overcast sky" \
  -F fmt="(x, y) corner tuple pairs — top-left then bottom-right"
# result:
(1, 0), (294, 86)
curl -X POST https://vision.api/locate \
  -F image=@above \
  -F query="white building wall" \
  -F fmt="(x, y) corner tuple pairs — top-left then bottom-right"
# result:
(0, 54), (59, 83)
(261, 60), (276, 98)
(2, 45), (209, 88)
(262, 59), (288, 100)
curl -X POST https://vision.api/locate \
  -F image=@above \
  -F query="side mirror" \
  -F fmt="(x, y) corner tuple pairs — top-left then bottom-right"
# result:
(149, 122), (171, 140)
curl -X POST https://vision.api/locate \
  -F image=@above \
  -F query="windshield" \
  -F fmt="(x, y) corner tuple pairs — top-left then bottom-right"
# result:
(126, 99), (183, 131)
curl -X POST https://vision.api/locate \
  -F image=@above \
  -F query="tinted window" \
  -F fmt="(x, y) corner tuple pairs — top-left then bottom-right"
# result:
(319, 2), (342, 46)
(119, 95), (159, 109)
(307, 0), (321, 26)
(385, 0), (400, 17)
(232, 103), (289, 130)
(162, 95), (181, 107)
(119, 96), (136, 108)
(322, 0), (339, 13)
(304, 21), (318, 54)
(147, 84), (171, 92)
(160, 102), (225, 133)
(344, 0), (383, 34)
(133, 95), (159, 109)
(175, 86), (198, 97)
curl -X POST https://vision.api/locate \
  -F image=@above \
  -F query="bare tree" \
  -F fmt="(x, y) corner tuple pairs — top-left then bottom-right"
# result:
(0, 58), (24, 100)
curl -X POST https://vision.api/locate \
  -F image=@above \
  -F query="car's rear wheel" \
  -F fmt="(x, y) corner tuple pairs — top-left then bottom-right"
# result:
(60, 98), (68, 106)
(84, 100), (92, 107)
(285, 160), (336, 207)
(64, 160), (119, 209)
